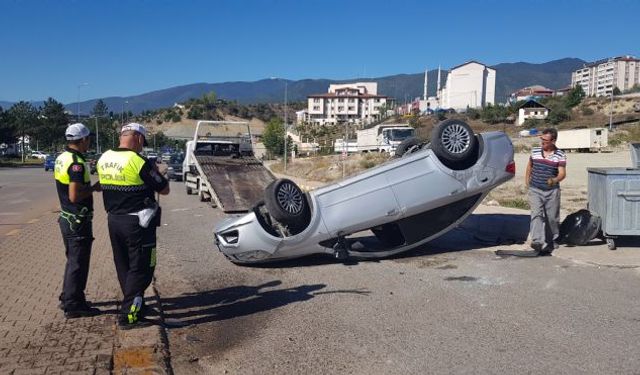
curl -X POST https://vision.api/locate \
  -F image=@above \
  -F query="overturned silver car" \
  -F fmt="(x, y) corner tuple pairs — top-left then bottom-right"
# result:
(215, 119), (515, 264)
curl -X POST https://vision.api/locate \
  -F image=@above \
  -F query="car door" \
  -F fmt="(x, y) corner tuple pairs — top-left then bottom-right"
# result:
(386, 153), (465, 217)
(315, 167), (401, 235)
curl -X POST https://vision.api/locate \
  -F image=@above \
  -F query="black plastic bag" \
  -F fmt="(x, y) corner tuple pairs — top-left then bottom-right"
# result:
(559, 209), (601, 246)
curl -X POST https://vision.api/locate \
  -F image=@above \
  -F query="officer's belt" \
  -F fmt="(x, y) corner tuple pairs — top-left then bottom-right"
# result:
(101, 184), (147, 192)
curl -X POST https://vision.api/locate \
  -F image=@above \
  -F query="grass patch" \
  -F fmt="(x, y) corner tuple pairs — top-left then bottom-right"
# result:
(497, 197), (530, 210)
(0, 158), (44, 167)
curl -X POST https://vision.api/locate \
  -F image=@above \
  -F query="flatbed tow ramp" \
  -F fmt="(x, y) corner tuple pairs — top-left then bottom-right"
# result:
(194, 155), (274, 213)
(184, 120), (275, 213)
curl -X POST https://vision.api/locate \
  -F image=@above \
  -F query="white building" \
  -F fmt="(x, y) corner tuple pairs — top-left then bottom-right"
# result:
(295, 110), (308, 125)
(439, 61), (496, 111)
(571, 55), (640, 97)
(306, 82), (390, 126)
(517, 100), (549, 126)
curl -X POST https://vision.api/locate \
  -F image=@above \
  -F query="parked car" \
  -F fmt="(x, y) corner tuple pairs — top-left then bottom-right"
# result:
(44, 155), (56, 171)
(30, 151), (48, 160)
(214, 119), (516, 264)
(166, 153), (184, 181)
(146, 152), (159, 164)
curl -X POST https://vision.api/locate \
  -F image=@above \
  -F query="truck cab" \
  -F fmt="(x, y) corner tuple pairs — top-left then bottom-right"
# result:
(357, 124), (415, 153)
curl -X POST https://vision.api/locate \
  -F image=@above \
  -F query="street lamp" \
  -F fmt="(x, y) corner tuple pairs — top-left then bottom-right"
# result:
(91, 115), (103, 154)
(76, 83), (89, 121)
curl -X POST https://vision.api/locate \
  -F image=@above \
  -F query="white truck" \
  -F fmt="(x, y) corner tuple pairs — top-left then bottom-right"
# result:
(183, 120), (275, 213)
(556, 127), (608, 152)
(356, 124), (415, 153)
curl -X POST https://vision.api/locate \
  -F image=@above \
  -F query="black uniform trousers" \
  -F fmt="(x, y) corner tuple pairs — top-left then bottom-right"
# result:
(107, 214), (156, 322)
(58, 216), (93, 311)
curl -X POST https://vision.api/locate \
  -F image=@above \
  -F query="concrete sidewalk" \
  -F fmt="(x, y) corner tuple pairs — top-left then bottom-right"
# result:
(0, 204), (169, 374)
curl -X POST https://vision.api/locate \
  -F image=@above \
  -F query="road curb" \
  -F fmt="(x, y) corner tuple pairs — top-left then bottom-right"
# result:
(112, 278), (173, 374)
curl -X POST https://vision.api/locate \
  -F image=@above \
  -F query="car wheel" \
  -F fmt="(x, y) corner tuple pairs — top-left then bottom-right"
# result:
(264, 179), (311, 229)
(430, 119), (478, 169)
(395, 137), (423, 157)
(186, 185), (193, 195)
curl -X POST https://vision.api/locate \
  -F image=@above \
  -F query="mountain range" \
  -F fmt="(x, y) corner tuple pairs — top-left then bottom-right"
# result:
(0, 58), (586, 115)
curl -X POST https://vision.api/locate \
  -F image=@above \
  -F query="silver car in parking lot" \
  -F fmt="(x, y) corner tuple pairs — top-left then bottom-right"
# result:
(215, 120), (515, 264)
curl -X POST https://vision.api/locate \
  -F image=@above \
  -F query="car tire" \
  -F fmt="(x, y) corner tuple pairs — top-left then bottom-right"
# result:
(264, 179), (311, 230)
(186, 185), (193, 195)
(395, 137), (423, 157)
(430, 119), (478, 169)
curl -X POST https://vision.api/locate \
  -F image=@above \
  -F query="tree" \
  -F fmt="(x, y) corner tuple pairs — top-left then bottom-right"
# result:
(90, 99), (112, 152)
(38, 98), (69, 152)
(565, 85), (585, 108)
(7, 101), (38, 162)
(612, 87), (622, 96)
(0, 105), (15, 145)
(262, 118), (286, 157)
(187, 106), (202, 119)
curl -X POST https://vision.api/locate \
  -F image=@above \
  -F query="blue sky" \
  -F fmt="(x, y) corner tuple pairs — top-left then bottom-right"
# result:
(1, 0), (638, 103)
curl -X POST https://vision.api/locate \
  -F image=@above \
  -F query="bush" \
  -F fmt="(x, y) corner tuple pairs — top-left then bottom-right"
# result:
(466, 108), (480, 120)
(581, 107), (595, 116)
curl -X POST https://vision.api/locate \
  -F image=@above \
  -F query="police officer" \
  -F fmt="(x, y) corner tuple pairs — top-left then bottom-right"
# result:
(55, 123), (101, 318)
(97, 123), (169, 329)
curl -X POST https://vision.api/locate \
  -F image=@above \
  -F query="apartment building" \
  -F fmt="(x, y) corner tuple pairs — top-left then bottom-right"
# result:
(439, 61), (496, 111)
(571, 55), (640, 97)
(306, 82), (390, 126)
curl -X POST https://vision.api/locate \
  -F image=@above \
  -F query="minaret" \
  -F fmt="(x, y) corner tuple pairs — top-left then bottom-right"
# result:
(423, 67), (428, 101)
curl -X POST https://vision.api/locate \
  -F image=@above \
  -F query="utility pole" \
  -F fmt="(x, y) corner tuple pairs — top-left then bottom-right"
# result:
(609, 89), (614, 131)
(284, 82), (288, 172)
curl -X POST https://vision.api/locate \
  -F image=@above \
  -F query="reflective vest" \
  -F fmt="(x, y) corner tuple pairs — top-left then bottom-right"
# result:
(97, 150), (145, 187)
(54, 151), (90, 185)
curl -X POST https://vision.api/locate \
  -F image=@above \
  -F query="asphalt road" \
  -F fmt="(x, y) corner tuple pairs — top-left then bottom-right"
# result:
(3, 167), (639, 373)
(154, 181), (640, 374)
(0, 167), (60, 240)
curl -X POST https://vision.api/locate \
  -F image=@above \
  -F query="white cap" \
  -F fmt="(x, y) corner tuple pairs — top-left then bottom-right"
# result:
(65, 123), (91, 140)
(121, 122), (147, 138)
(121, 122), (148, 146)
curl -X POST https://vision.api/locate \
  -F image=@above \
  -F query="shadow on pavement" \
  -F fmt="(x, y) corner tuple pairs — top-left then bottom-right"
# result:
(160, 280), (327, 327)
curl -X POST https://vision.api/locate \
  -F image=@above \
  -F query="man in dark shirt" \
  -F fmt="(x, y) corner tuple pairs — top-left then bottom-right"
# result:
(97, 123), (170, 329)
(54, 123), (102, 318)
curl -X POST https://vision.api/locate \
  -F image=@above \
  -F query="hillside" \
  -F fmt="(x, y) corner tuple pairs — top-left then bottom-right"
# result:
(0, 58), (588, 115)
